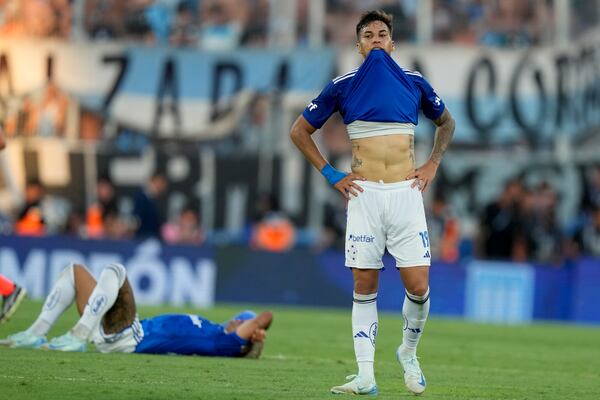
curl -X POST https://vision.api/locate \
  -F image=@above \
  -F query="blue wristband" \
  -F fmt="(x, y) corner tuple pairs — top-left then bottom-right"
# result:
(321, 163), (347, 186)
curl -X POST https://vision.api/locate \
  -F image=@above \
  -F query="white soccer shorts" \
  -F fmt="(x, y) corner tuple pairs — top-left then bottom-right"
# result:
(345, 179), (431, 269)
(92, 315), (144, 353)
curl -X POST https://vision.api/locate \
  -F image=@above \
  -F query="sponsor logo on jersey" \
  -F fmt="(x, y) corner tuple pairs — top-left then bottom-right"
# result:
(348, 234), (375, 243)
(189, 314), (203, 328)
(308, 102), (318, 111)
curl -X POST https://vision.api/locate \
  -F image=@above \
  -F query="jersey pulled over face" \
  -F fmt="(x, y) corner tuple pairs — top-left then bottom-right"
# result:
(303, 49), (445, 182)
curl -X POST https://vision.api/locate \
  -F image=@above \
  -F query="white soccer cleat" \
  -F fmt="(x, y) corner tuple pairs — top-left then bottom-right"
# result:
(45, 332), (87, 352)
(7, 330), (48, 349)
(396, 346), (426, 395)
(331, 374), (378, 395)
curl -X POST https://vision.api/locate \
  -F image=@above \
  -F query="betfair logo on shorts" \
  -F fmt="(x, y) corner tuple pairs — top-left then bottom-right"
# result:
(348, 234), (375, 243)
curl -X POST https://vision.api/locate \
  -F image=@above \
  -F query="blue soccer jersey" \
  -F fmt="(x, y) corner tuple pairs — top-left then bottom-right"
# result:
(302, 48), (445, 129)
(135, 314), (249, 357)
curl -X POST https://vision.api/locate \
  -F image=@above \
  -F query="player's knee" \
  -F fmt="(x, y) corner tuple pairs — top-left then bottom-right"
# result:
(352, 269), (379, 294)
(64, 262), (84, 284)
(103, 263), (127, 287)
(354, 281), (378, 294)
(406, 284), (429, 297)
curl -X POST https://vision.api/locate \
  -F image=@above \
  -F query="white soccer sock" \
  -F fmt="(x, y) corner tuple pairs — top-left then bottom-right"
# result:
(352, 292), (378, 382)
(72, 263), (127, 340)
(28, 264), (77, 336)
(400, 287), (430, 358)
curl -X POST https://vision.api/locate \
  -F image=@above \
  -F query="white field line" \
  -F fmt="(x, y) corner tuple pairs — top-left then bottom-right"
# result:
(0, 374), (167, 385)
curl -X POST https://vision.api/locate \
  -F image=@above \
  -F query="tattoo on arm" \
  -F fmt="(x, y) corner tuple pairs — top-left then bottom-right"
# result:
(430, 110), (455, 165)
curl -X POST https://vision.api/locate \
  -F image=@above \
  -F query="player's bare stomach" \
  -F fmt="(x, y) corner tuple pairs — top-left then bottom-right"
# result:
(351, 134), (415, 183)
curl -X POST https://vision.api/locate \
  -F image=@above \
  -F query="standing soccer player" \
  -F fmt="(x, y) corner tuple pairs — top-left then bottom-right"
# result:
(289, 10), (455, 396)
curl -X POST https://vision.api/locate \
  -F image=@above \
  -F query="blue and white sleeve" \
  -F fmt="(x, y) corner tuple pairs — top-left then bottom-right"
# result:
(414, 75), (445, 121)
(302, 81), (338, 129)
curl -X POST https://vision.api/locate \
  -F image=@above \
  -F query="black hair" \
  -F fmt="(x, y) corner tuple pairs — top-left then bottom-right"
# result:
(356, 10), (393, 39)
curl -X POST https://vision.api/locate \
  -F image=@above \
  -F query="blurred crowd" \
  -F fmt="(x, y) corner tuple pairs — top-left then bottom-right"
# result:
(0, 162), (600, 266)
(482, 168), (600, 264)
(2, 123), (600, 266)
(0, 0), (598, 48)
(4, 171), (208, 246)
(0, 170), (300, 253)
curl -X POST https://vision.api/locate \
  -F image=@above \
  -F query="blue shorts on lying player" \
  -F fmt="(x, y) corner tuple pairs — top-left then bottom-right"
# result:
(135, 314), (248, 357)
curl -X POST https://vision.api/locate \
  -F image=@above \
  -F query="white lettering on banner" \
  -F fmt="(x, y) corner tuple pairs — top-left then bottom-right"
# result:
(127, 258), (168, 306)
(465, 261), (534, 324)
(0, 40), (333, 139)
(122, 240), (168, 305)
(170, 258), (216, 307)
(0, 241), (216, 308)
(0, 248), (46, 298)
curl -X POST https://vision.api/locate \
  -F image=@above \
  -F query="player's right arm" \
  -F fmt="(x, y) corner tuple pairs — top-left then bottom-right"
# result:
(290, 81), (365, 200)
(290, 115), (365, 200)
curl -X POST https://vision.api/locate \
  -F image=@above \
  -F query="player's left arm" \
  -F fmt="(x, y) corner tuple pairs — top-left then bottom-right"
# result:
(407, 109), (455, 192)
(235, 311), (273, 358)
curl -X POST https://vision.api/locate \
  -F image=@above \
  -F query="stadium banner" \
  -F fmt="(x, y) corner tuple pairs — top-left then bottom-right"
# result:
(340, 36), (600, 145)
(0, 39), (334, 138)
(0, 235), (216, 307)
(465, 260), (535, 324)
(532, 265), (572, 320)
(1, 234), (599, 323)
(570, 257), (600, 323)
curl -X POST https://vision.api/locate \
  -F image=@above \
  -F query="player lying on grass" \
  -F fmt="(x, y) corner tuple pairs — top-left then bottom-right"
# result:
(4, 262), (272, 358)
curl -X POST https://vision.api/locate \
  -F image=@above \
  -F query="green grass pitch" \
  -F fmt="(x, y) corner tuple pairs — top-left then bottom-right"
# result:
(1, 300), (599, 399)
